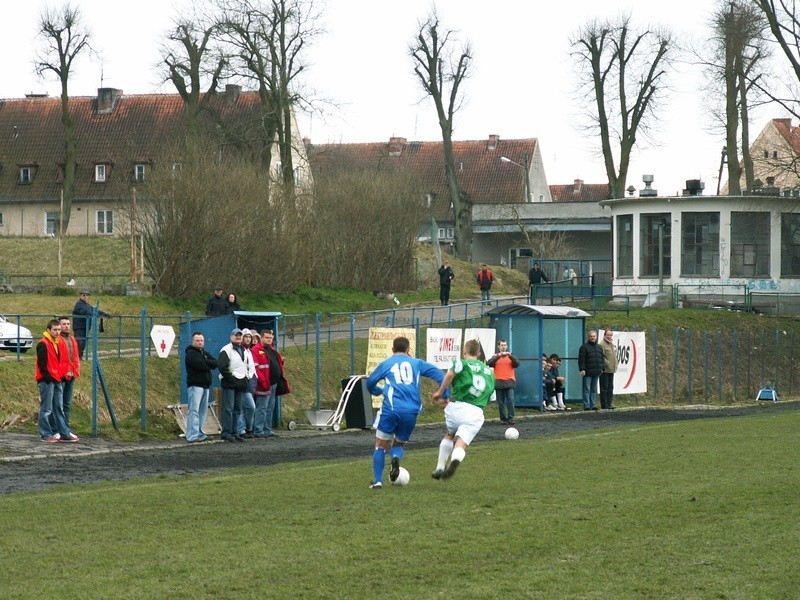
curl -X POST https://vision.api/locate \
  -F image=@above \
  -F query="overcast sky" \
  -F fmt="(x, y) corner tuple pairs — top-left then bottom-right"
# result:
(0, 0), (790, 196)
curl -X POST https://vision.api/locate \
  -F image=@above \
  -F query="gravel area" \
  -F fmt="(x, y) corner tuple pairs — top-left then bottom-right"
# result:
(1, 401), (797, 494)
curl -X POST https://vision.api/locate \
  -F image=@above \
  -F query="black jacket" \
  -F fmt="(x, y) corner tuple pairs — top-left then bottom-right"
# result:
(185, 345), (218, 388)
(205, 295), (227, 317)
(528, 267), (549, 285)
(438, 265), (455, 286)
(578, 339), (606, 376)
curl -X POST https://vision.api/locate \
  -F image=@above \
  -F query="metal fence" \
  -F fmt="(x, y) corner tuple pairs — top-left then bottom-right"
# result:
(3, 303), (792, 434)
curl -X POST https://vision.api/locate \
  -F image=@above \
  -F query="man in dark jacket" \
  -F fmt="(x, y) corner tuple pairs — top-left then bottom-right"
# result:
(578, 330), (605, 411)
(476, 264), (493, 305)
(72, 290), (110, 359)
(185, 332), (218, 442)
(438, 261), (455, 306)
(205, 286), (227, 317)
(528, 262), (549, 285)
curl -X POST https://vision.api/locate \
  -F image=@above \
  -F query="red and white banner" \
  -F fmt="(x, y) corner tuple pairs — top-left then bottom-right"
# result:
(426, 328), (462, 369)
(602, 330), (647, 394)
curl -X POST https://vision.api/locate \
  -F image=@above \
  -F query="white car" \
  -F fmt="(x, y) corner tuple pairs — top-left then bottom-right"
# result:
(0, 316), (33, 353)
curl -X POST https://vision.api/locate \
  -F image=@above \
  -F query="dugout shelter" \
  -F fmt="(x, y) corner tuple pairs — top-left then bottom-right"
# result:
(487, 305), (590, 408)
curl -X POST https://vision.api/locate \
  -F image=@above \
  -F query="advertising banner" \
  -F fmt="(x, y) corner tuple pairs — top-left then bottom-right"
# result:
(603, 330), (647, 394)
(426, 328), (463, 369)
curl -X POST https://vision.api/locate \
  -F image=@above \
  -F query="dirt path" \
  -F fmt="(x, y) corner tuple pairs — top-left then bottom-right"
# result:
(1, 402), (796, 494)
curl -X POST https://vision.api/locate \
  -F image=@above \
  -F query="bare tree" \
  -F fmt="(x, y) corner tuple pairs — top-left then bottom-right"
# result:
(219, 0), (320, 186)
(161, 11), (226, 136)
(755, 0), (800, 119)
(410, 11), (473, 261)
(34, 2), (91, 232)
(571, 15), (673, 199)
(704, 1), (770, 194)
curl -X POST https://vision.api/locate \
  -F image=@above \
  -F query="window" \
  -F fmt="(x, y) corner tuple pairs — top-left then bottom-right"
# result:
(681, 212), (720, 276)
(616, 214), (633, 277)
(96, 210), (113, 235)
(773, 151), (779, 159)
(730, 212), (770, 277)
(134, 164), (146, 182)
(438, 227), (445, 239)
(94, 164), (107, 182)
(764, 150), (769, 159)
(766, 177), (775, 186)
(437, 228), (454, 240)
(45, 212), (60, 236)
(639, 213), (671, 277)
(19, 167), (33, 184)
(781, 213), (800, 277)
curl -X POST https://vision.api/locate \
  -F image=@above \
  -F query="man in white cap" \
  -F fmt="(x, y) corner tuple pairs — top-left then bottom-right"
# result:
(217, 328), (253, 442)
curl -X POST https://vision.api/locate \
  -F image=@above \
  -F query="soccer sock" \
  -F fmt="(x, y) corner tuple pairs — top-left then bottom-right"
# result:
(372, 448), (386, 484)
(436, 438), (454, 470)
(390, 445), (405, 461)
(450, 446), (466, 464)
(557, 393), (565, 408)
(550, 396), (557, 407)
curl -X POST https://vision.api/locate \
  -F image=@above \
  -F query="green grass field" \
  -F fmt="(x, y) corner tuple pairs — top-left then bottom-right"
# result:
(2, 411), (798, 599)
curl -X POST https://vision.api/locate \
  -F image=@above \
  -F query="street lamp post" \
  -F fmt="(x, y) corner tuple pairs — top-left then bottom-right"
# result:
(501, 153), (532, 202)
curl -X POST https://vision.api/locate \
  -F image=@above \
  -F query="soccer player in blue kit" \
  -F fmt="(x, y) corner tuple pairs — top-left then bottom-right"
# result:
(365, 336), (448, 489)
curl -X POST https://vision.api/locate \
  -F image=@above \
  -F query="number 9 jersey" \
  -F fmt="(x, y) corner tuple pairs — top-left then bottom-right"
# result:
(449, 358), (496, 409)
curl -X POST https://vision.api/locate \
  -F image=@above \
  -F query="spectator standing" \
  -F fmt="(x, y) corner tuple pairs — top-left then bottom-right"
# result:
(55, 316), (80, 430)
(366, 336), (447, 489)
(237, 329), (257, 437)
(431, 339), (495, 480)
(226, 293), (241, 314)
(486, 340), (519, 424)
(72, 289), (110, 359)
(205, 286), (227, 317)
(217, 328), (252, 442)
(476, 264), (493, 305)
(438, 261), (455, 306)
(253, 329), (283, 438)
(578, 330), (605, 411)
(528, 262), (549, 286)
(184, 332), (218, 443)
(35, 319), (78, 443)
(599, 328), (618, 410)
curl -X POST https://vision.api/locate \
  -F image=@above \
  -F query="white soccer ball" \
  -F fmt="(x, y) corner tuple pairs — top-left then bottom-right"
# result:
(505, 427), (520, 440)
(392, 466), (410, 486)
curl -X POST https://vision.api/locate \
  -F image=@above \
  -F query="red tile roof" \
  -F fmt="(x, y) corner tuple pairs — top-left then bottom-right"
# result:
(0, 88), (262, 203)
(306, 136), (540, 218)
(550, 180), (611, 202)
(772, 118), (800, 156)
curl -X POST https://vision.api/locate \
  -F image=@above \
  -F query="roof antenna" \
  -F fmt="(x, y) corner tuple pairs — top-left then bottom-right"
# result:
(100, 57), (104, 88)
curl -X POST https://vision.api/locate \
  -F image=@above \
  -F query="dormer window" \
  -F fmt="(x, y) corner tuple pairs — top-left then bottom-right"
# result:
(18, 165), (35, 184)
(94, 164), (108, 183)
(134, 164), (146, 182)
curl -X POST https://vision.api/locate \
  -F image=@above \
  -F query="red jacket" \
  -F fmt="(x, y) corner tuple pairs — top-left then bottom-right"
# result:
(251, 342), (272, 394)
(59, 333), (80, 380)
(477, 269), (493, 290)
(34, 334), (63, 383)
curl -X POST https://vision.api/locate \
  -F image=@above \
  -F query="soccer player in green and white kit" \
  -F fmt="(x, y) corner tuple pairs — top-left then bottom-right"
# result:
(430, 339), (496, 479)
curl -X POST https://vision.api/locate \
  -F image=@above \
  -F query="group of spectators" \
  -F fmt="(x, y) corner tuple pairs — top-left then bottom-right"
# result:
(36, 289), (111, 443)
(184, 287), (287, 443)
(578, 328), (618, 410)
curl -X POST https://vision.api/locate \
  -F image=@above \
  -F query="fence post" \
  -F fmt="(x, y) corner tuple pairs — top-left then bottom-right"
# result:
(732, 331), (738, 400)
(315, 313), (322, 411)
(687, 331), (693, 402)
(91, 306), (99, 436)
(652, 327), (658, 400)
(717, 332), (723, 401)
(140, 307), (148, 430)
(672, 328), (680, 400)
(349, 314), (356, 376)
(703, 333), (710, 401)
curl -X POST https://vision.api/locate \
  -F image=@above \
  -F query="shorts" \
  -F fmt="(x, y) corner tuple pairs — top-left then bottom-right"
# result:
(444, 401), (485, 446)
(376, 410), (418, 443)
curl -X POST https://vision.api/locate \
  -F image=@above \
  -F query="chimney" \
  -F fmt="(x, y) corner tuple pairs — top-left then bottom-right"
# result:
(682, 179), (705, 196)
(774, 118), (792, 128)
(225, 84), (241, 102)
(96, 88), (123, 114)
(573, 178), (583, 194)
(487, 134), (499, 151)
(639, 174), (658, 197)
(388, 136), (407, 157)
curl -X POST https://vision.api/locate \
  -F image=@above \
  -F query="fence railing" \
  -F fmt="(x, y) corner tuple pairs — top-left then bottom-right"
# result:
(3, 305), (793, 434)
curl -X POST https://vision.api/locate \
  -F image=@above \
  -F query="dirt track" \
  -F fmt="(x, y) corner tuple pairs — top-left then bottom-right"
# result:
(1, 402), (797, 495)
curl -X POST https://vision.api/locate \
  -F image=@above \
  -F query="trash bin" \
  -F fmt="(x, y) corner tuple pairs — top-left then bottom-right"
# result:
(342, 376), (373, 429)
